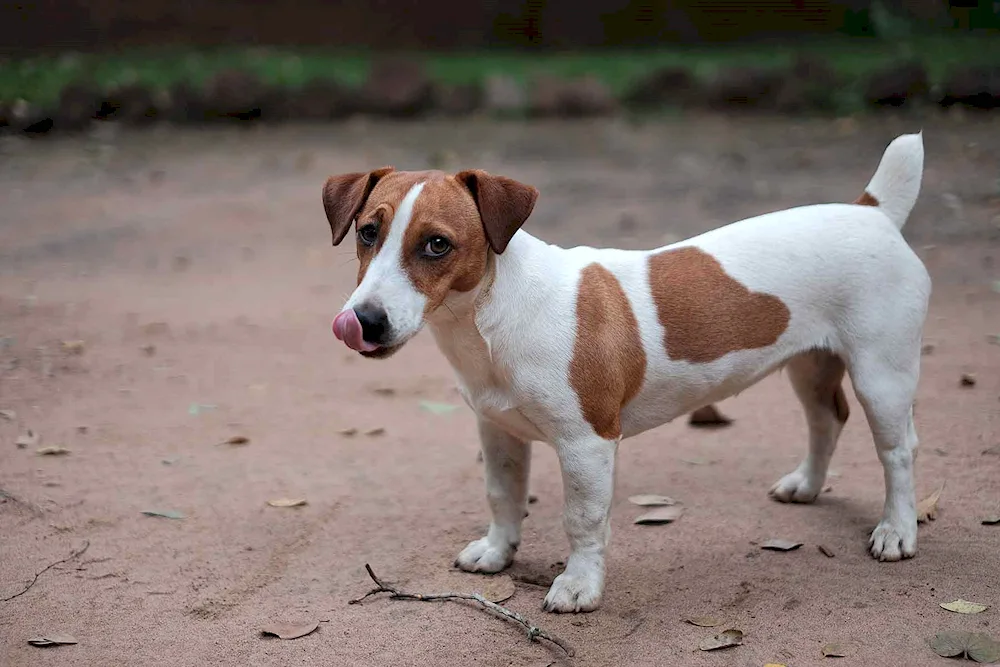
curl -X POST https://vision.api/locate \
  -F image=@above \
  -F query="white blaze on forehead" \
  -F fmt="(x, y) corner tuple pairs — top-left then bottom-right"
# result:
(343, 182), (428, 340)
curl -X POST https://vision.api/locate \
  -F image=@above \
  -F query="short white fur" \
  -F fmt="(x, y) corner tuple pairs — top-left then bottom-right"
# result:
(343, 182), (428, 346)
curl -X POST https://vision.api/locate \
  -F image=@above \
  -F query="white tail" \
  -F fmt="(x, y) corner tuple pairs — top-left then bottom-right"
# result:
(858, 132), (924, 230)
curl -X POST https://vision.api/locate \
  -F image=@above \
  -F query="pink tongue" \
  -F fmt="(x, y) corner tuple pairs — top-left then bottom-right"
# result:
(332, 310), (379, 352)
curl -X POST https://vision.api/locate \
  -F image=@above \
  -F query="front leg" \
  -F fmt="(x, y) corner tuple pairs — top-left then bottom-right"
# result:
(455, 418), (530, 573)
(543, 434), (617, 613)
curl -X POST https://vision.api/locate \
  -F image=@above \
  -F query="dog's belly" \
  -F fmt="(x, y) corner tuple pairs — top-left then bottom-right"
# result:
(620, 352), (791, 438)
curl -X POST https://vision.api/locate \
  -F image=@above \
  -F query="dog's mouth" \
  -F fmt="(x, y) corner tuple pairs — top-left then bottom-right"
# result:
(358, 329), (419, 359)
(359, 344), (401, 359)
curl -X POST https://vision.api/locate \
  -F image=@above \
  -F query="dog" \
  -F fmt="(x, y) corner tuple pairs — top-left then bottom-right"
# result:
(323, 132), (929, 613)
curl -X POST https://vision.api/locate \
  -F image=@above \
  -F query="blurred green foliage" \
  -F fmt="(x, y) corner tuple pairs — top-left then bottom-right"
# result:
(0, 35), (997, 109)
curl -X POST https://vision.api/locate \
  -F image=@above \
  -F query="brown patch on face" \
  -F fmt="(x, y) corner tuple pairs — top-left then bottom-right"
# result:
(351, 171), (443, 284)
(570, 263), (647, 440)
(648, 247), (790, 363)
(400, 175), (492, 314)
(322, 166), (394, 246)
(854, 191), (879, 207)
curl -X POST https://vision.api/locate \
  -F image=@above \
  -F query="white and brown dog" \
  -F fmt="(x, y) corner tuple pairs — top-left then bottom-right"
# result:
(324, 133), (929, 613)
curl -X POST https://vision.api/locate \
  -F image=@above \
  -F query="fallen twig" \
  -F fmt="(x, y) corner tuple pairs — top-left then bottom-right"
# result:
(2, 540), (90, 602)
(350, 563), (575, 657)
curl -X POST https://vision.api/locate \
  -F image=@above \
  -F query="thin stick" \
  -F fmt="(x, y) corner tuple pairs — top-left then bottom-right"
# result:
(2, 540), (90, 602)
(350, 563), (575, 657)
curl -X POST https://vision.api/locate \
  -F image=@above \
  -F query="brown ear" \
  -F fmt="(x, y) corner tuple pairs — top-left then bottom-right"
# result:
(322, 166), (394, 245)
(454, 170), (538, 254)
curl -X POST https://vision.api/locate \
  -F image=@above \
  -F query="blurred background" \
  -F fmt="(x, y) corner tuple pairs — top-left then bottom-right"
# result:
(1, 4), (999, 667)
(1, 0), (1000, 128)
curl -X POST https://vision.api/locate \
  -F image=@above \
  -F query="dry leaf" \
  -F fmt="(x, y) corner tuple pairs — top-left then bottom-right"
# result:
(0, 409), (16, 421)
(37, 446), (70, 456)
(822, 642), (847, 657)
(688, 404), (733, 428)
(960, 373), (977, 387)
(420, 401), (460, 415)
(141, 509), (184, 519)
(941, 599), (989, 614)
(982, 517), (1000, 525)
(929, 631), (1000, 663)
(372, 387), (396, 397)
(260, 621), (319, 640)
(761, 539), (803, 552)
(765, 664), (788, 667)
(16, 429), (39, 449)
(930, 632), (971, 658)
(921, 343), (935, 355)
(634, 505), (684, 525)
(27, 634), (77, 647)
(628, 494), (677, 507)
(61, 340), (85, 355)
(478, 575), (515, 603)
(221, 436), (249, 446)
(818, 544), (835, 558)
(968, 634), (1000, 663)
(984, 446), (1000, 457)
(698, 628), (743, 651)
(685, 616), (723, 627)
(365, 427), (385, 437)
(680, 457), (711, 466)
(141, 321), (170, 336)
(338, 428), (358, 437)
(267, 498), (307, 508)
(917, 484), (945, 523)
(188, 403), (216, 416)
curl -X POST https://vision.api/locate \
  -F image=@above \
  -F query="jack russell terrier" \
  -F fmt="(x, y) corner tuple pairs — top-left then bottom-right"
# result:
(324, 132), (929, 613)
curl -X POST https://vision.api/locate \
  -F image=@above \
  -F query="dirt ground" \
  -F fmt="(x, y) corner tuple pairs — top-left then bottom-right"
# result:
(1, 115), (999, 667)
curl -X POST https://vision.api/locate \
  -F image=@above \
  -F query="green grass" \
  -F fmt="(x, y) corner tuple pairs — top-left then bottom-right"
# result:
(2, 35), (999, 108)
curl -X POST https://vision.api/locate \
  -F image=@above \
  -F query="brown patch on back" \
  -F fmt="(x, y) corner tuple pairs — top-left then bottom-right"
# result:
(401, 175), (492, 314)
(648, 247), (790, 363)
(854, 191), (879, 207)
(570, 263), (647, 440)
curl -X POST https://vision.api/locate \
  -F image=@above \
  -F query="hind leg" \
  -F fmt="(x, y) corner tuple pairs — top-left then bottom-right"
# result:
(770, 351), (850, 503)
(850, 350), (921, 561)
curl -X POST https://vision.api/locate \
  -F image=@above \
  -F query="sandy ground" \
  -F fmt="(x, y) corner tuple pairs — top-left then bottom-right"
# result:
(1, 116), (999, 667)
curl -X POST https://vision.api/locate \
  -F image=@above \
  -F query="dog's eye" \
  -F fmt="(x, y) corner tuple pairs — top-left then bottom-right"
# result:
(424, 236), (452, 258)
(358, 224), (378, 247)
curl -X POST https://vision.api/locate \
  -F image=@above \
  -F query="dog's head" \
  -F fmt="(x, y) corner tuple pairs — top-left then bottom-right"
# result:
(324, 168), (538, 358)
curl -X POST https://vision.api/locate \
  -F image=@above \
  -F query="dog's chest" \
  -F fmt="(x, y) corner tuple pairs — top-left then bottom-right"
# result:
(432, 326), (548, 442)
(456, 381), (548, 443)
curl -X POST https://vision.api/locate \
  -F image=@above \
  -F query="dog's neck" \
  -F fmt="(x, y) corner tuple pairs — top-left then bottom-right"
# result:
(426, 230), (559, 383)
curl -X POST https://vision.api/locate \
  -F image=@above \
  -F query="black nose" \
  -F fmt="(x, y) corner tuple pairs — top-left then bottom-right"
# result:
(354, 304), (390, 345)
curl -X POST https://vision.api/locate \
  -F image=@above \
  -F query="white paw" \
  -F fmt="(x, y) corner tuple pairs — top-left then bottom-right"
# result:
(542, 570), (603, 613)
(454, 537), (514, 574)
(869, 519), (917, 561)
(769, 468), (823, 503)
